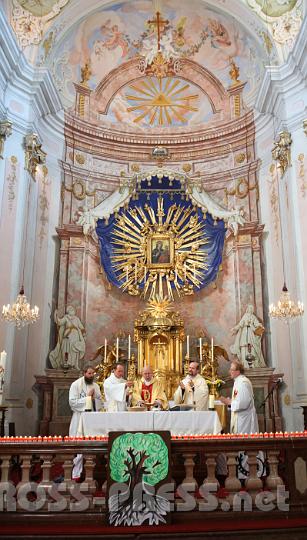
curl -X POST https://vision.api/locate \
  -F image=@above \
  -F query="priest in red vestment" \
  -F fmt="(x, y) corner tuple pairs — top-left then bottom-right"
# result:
(132, 366), (169, 410)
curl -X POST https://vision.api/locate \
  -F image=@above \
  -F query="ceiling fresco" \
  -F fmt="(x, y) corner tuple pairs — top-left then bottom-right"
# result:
(4, 0), (304, 127)
(47, 0), (267, 114)
(106, 76), (214, 128)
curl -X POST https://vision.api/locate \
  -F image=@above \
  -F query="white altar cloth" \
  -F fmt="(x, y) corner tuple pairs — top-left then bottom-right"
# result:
(78, 410), (222, 437)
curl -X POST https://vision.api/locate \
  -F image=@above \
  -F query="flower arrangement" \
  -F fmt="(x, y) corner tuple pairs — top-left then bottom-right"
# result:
(205, 378), (225, 397)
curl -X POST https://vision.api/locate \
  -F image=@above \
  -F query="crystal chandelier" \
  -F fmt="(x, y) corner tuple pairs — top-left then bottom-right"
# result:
(2, 162), (40, 329)
(2, 287), (39, 328)
(265, 49), (303, 323)
(269, 284), (304, 323)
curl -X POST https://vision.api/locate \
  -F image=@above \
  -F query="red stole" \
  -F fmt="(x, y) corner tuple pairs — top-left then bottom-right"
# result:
(141, 382), (153, 403)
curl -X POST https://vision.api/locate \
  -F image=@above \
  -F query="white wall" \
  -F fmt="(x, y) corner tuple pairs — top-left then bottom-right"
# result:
(0, 6), (65, 434)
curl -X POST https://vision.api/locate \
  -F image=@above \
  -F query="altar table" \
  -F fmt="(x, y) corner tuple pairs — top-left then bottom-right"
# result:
(78, 410), (222, 437)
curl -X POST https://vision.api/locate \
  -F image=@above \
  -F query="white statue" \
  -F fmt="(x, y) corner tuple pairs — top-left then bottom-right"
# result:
(49, 306), (86, 370)
(230, 304), (265, 368)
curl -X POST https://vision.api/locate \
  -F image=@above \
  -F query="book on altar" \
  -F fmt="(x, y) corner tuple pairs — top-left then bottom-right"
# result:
(170, 404), (194, 411)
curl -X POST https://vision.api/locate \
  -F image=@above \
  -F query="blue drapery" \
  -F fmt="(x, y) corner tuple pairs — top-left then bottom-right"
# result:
(96, 176), (226, 291)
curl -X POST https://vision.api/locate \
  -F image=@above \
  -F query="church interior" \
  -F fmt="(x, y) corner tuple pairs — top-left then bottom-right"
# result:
(0, 0), (307, 538)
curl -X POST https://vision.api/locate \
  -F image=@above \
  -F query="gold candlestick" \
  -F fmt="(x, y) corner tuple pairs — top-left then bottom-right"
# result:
(184, 354), (189, 376)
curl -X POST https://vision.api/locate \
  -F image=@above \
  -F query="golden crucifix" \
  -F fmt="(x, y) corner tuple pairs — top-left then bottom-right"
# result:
(152, 336), (167, 369)
(148, 11), (169, 51)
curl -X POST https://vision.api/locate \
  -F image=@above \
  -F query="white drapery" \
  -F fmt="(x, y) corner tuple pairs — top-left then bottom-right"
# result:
(77, 170), (245, 235)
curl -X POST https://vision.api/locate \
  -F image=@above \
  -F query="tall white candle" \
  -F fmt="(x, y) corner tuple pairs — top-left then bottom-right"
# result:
(211, 337), (214, 363)
(144, 266), (147, 282)
(209, 394), (215, 410)
(128, 334), (131, 359)
(194, 264), (196, 280)
(116, 338), (119, 361)
(199, 338), (202, 362)
(126, 265), (129, 283)
(184, 263), (187, 281)
(104, 339), (107, 363)
(186, 335), (190, 357)
(85, 396), (92, 411)
(135, 261), (138, 283)
(0, 351), (7, 372)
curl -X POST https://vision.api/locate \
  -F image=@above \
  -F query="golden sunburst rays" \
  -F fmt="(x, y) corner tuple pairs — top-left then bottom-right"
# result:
(144, 296), (173, 319)
(110, 199), (209, 301)
(125, 77), (199, 126)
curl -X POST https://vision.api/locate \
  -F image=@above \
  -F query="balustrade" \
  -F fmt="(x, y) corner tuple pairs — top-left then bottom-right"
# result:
(0, 436), (306, 521)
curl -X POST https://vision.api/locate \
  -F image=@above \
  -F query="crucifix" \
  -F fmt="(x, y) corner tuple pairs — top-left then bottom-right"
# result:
(152, 336), (167, 368)
(148, 11), (169, 51)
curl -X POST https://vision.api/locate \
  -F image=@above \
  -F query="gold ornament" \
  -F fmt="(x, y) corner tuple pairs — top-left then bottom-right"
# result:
(111, 196), (209, 302)
(272, 130), (292, 177)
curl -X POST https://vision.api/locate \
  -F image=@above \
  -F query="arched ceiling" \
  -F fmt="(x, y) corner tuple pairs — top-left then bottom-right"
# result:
(3, 0), (304, 132)
(41, 0), (275, 109)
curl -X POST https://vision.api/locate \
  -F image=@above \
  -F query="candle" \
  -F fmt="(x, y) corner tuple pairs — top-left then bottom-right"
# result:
(199, 338), (202, 362)
(211, 338), (214, 363)
(85, 396), (92, 411)
(184, 263), (187, 281)
(186, 335), (190, 357)
(126, 265), (129, 283)
(193, 264), (196, 280)
(135, 261), (138, 283)
(0, 351), (7, 372)
(144, 266), (147, 282)
(208, 394), (215, 410)
(128, 334), (131, 359)
(104, 338), (107, 363)
(116, 337), (119, 361)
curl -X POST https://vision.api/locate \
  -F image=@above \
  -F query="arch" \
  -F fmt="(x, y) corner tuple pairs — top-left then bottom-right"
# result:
(93, 57), (230, 117)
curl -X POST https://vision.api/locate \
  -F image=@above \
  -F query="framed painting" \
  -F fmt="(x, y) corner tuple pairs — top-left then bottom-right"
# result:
(147, 234), (174, 269)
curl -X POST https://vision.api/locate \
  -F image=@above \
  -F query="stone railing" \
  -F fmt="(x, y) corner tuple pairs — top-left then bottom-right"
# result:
(0, 434), (306, 523)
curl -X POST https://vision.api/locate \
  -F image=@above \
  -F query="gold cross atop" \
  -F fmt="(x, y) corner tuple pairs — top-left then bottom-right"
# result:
(148, 11), (169, 51)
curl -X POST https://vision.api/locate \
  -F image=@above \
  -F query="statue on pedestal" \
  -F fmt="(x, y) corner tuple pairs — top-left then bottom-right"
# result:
(49, 306), (86, 370)
(230, 304), (265, 368)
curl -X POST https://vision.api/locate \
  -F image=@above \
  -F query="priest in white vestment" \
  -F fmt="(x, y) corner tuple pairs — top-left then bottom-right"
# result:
(69, 365), (102, 479)
(173, 361), (209, 411)
(104, 363), (133, 411)
(220, 359), (259, 433)
(220, 360), (264, 479)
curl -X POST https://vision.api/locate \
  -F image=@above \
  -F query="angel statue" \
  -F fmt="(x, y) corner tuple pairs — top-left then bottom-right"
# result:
(230, 304), (265, 368)
(49, 306), (86, 370)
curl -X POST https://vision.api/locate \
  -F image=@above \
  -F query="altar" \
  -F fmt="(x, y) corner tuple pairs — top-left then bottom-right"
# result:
(78, 410), (222, 437)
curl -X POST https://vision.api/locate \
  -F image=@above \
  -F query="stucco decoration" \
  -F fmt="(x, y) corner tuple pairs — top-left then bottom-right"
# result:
(272, 9), (302, 48)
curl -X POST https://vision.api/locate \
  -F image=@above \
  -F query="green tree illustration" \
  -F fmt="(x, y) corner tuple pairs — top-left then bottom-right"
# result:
(110, 432), (168, 486)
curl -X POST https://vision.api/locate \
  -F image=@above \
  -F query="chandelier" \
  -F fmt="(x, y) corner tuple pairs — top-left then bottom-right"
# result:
(2, 158), (40, 328)
(269, 284), (304, 323)
(265, 33), (303, 324)
(2, 287), (39, 328)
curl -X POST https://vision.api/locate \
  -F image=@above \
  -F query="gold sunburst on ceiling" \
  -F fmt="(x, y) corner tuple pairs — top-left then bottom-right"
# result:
(125, 77), (199, 126)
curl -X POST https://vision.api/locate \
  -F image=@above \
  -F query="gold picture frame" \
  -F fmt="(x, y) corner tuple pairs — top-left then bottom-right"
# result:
(147, 234), (174, 269)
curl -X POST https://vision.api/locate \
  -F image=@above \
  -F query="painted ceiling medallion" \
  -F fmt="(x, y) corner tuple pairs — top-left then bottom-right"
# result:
(16, 0), (69, 17)
(126, 77), (199, 126)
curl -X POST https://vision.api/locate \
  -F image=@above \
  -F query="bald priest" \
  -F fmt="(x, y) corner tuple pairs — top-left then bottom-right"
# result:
(132, 365), (169, 410)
